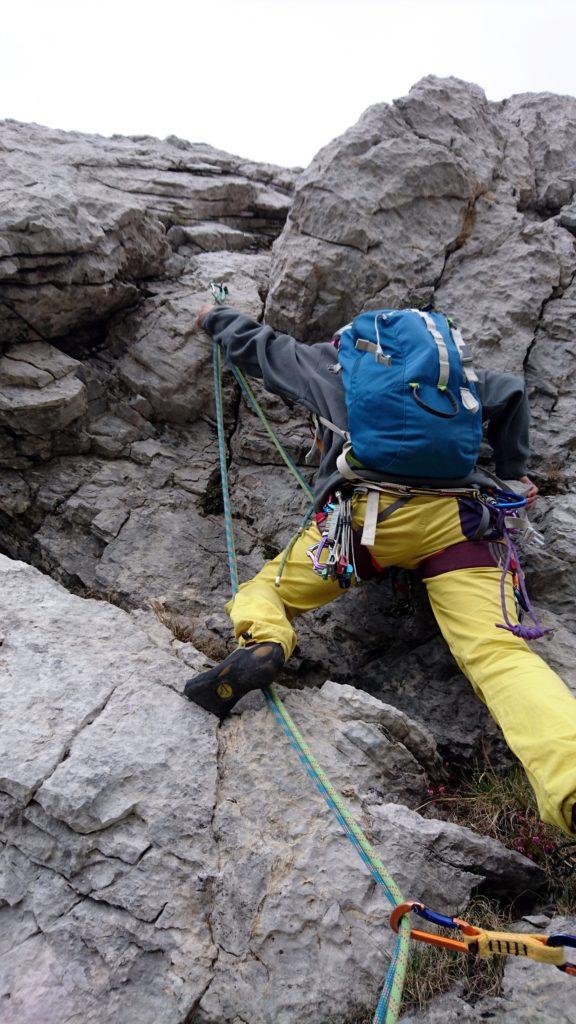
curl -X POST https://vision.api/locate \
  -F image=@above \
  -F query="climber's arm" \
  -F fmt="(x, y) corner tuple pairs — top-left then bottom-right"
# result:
(476, 369), (538, 505)
(198, 304), (318, 405)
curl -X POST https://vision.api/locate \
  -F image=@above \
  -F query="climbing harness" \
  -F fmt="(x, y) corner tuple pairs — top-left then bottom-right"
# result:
(390, 901), (576, 976)
(310, 476), (550, 641)
(207, 284), (411, 1024)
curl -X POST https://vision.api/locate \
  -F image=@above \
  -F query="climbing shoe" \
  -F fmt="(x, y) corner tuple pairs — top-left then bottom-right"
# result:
(184, 642), (285, 719)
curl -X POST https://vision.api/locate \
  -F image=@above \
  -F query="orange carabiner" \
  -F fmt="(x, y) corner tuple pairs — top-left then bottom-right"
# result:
(390, 900), (479, 955)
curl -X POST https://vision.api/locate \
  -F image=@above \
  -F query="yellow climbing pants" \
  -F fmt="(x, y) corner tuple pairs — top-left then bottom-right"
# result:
(226, 492), (576, 834)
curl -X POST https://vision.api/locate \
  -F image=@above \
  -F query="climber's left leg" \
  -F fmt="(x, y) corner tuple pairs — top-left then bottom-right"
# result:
(225, 519), (346, 661)
(185, 520), (346, 717)
(425, 565), (576, 835)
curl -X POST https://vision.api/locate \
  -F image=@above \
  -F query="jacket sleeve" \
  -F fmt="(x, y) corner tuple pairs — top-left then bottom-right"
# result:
(202, 306), (319, 406)
(475, 369), (530, 478)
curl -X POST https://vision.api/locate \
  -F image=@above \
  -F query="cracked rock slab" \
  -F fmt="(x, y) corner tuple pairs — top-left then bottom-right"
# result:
(0, 554), (219, 1023)
(0, 555), (545, 1024)
(0, 347), (87, 434)
(0, 117), (295, 348)
(114, 252), (268, 425)
(194, 684), (542, 1024)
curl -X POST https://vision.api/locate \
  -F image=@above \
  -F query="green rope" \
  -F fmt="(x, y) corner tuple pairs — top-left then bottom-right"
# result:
(208, 297), (410, 1023)
(264, 684), (411, 1021)
(228, 362), (314, 502)
(213, 342), (239, 593)
(273, 509), (313, 587)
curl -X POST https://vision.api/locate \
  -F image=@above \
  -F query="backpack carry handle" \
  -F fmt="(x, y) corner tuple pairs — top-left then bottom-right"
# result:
(409, 383), (459, 419)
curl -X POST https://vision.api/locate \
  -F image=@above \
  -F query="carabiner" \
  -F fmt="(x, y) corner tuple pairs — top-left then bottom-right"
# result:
(547, 934), (576, 976)
(389, 901), (475, 954)
(307, 536), (336, 576)
(210, 281), (229, 304)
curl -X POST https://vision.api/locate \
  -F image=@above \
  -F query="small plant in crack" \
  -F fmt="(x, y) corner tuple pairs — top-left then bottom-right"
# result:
(148, 600), (194, 643)
(198, 470), (224, 516)
(400, 895), (507, 1015)
(418, 762), (576, 915)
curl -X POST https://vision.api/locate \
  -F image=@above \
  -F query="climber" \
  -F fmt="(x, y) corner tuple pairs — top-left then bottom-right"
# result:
(184, 303), (576, 838)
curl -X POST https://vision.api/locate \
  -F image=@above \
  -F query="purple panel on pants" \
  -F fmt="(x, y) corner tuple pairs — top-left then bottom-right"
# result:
(418, 539), (506, 579)
(457, 497), (499, 540)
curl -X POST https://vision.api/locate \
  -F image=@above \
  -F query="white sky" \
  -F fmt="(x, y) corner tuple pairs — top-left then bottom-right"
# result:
(2, 0), (575, 168)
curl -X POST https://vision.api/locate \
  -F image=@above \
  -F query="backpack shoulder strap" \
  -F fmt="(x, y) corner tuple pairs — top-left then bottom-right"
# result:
(410, 309), (450, 388)
(449, 324), (479, 383)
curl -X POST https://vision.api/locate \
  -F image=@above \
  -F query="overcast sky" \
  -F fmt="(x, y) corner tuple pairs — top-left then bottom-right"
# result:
(2, 0), (575, 168)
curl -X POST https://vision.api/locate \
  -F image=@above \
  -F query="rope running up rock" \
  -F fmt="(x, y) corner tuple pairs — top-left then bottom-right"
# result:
(210, 314), (411, 1024)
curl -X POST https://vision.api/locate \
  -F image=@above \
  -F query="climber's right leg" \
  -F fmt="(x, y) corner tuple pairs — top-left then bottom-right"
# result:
(425, 565), (576, 835)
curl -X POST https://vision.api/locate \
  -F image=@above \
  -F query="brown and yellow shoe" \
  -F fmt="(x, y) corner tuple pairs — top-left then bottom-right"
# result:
(184, 643), (284, 719)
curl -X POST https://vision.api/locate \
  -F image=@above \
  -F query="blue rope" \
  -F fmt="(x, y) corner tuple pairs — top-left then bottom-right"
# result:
(211, 333), (409, 1023)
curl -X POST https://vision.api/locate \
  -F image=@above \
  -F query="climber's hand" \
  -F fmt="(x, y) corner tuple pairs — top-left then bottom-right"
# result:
(519, 475), (538, 508)
(195, 303), (216, 330)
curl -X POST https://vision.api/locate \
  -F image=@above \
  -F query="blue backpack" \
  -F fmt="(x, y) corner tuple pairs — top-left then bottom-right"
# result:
(335, 308), (482, 480)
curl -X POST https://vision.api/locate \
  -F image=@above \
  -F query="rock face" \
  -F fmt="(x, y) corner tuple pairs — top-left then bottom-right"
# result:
(0, 555), (544, 1024)
(0, 121), (293, 346)
(1, 79), (575, 709)
(1, 78), (576, 1022)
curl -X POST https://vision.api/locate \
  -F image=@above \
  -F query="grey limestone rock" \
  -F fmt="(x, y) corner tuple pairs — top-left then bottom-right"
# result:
(1, 78), (576, 1023)
(114, 252), (268, 424)
(0, 340), (87, 436)
(0, 555), (545, 1024)
(0, 119), (296, 346)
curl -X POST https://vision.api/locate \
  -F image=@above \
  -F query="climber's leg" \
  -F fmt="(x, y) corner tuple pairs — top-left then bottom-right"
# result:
(425, 565), (576, 834)
(225, 520), (347, 661)
(184, 520), (347, 718)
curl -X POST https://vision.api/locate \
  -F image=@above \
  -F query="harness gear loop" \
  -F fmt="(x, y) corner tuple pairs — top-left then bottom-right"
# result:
(390, 901), (576, 975)
(477, 485), (553, 641)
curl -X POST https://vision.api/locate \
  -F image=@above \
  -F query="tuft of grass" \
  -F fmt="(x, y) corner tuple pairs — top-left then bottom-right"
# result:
(320, 893), (508, 1021)
(419, 762), (576, 915)
(401, 895), (506, 1014)
(148, 599), (193, 643)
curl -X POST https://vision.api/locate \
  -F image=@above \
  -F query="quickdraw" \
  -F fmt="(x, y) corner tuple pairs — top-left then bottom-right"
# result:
(210, 281), (229, 304)
(307, 492), (356, 588)
(390, 901), (576, 976)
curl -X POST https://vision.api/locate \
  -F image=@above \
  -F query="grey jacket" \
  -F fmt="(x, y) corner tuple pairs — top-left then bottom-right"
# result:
(203, 306), (530, 511)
